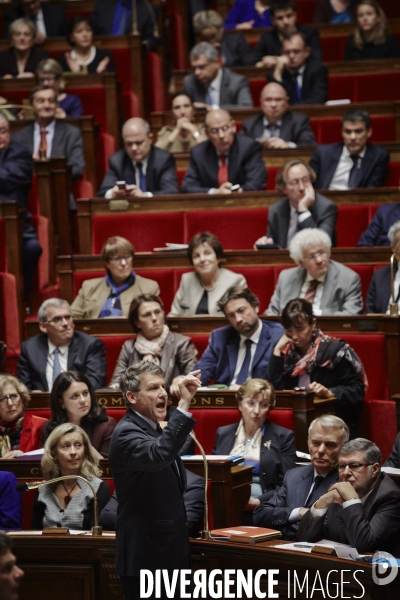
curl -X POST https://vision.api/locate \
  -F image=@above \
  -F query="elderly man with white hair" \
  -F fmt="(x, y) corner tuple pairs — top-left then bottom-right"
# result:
(266, 228), (363, 315)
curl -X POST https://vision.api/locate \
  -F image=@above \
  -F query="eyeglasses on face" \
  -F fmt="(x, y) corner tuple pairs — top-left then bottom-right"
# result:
(0, 393), (20, 406)
(337, 462), (372, 472)
(109, 254), (133, 263)
(45, 314), (72, 325)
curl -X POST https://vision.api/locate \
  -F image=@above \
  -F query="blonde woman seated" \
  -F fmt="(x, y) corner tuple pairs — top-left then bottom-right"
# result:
(213, 379), (296, 510)
(169, 232), (247, 316)
(109, 294), (198, 392)
(71, 236), (159, 319)
(31, 423), (110, 530)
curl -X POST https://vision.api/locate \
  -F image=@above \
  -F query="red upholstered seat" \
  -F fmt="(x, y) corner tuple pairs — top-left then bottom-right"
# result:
(320, 36), (346, 63)
(336, 205), (370, 247)
(337, 333), (388, 401)
(354, 73), (400, 102)
(64, 86), (108, 133)
(361, 400), (397, 463)
(266, 166), (278, 190)
(144, 52), (164, 113)
(296, 0), (317, 23)
(386, 162), (400, 187)
(311, 116), (396, 145)
(99, 132), (116, 184)
(0, 272), (20, 373)
(91, 212), (185, 253)
(104, 47), (132, 94)
(348, 265), (374, 309)
(230, 266), (276, 313)
(328, 76), (355, 102)
(122, 91), (140, 121)
(183, 208), (269, 250)
(169, 11), (185, 70)
(96, 335), (133, 383)
(188, 334), (211, 359)
(249, 80), (266, 107)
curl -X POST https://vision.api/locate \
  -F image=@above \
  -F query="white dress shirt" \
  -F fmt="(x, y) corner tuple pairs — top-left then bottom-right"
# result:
(231, 319), (263, 385)
(33, 120), (56, 158)
(329, 145), (367, 190)
(35, 8), (46, 37)
(46, 340), (70, 391)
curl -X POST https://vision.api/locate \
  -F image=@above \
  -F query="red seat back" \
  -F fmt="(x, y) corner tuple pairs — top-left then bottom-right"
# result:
(311, 116), (396, 145)
(144, 52), (164, 113)
(96, 335), (133, 383)
(249, 80), (265, 107)
(0, 272), (20, 352)
(386, 162), (400, 187)
(296, 0), (318, 23)
(336, 205), (370, 247)
(230, 266), (276, 313)
(320, 36), (347, 63)
(266, 166), (279, 191)
(348, 265), (374, 309)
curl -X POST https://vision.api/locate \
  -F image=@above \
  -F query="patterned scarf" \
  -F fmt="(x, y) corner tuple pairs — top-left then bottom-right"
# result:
(281, 328), (368, 390)
(0, 411), (24, 456)
(134, 324), (170, 365)
(99, 271), (136, 317)
(230, 419), (265, 474)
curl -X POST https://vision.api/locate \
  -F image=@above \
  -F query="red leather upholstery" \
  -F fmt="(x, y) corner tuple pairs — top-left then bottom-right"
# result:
(122, 91), (140, 121)
(169, 11), (185, 70)
(187, 334), (211, 359)
(144, 52), (164, 113)
(348, 265), (374, 309)
(386, 162), (400, 187)
(91, 212), (185, 253)
(310, 116), (396, 145)
(296, 0), (318, 23)
(104, 47), (132, 94)
(183, 208), (269, 250)
(0, 272), (20, 353)
(320, 36), (347, 62)
(266, 166), (279, 190)
(64, 86), (108, 132)
(96, 335), (133, 383)
(99, 132), (116, 183)
(336, 205), (370, 247)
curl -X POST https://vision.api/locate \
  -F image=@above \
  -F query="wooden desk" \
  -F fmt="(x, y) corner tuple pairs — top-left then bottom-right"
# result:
(9, 534), (398, 600)
(56, 247), (392, 303)
(2, 74), (120, 144)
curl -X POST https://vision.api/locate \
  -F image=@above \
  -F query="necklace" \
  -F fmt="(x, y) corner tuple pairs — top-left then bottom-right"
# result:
(61, 481), (78, 506)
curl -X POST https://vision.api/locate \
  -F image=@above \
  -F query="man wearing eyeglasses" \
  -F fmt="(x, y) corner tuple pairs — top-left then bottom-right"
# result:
(266, 228), (362, 315)
(297, 438), (400, 555)
(17, 298), (106, 392)
(181, 108), (266, 194)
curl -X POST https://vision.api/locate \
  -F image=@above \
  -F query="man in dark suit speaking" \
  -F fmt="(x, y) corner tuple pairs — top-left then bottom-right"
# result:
(97, 118), (178, 198)
(309, 109), (389, 189)
(241, 82), (316, 149)
(17, 298), (106, 391)
(109, 362), (201, 600)
(181, 108), (267, 194)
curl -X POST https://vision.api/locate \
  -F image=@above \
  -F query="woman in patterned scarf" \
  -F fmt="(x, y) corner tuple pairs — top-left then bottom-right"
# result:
(0, 375), (45, 459)
(268, 298), (367, 439)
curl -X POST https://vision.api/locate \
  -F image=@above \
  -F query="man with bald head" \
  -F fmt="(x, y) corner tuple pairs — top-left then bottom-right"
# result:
(98, 117), (178, 197)
(241, 83), (316, 149)
(181, 108), (266, 194)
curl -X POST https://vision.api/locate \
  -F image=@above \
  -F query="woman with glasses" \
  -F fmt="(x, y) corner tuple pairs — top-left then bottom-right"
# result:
(0, 18), (48, 78)
(35, 58), (83, 118)
(32, 423), (110, 530)
(70, 236), (159, 319)
(268, 297), (367, 439)
(41, 371), (116, 459)
(0, 375), (46, 459)
(212, 379), (296, 513)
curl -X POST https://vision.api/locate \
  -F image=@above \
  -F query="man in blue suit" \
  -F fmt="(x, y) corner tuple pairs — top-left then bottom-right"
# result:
(358, 204), (400, 247)
(309, 109), (389, 190)
(189, 286), (284, 389)
(253, 415), (349, 539)
(366, 221), (400, 313)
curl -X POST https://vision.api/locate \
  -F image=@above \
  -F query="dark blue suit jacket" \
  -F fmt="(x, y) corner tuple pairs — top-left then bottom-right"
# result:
(194, 320), (284, 386)
(0, 142), (32, 209)
(358, 204), (400, 247)
(309, 142), (389, 189)
(366, 264), (397, 313)
(253, 464), (339, 539)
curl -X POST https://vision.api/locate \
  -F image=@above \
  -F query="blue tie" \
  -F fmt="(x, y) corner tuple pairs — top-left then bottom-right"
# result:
(136, 162), (146, 192)
(305, 475), (324, 508)
(207, 86), (214, 106)
(236, 339), (253, 385)
(292, 73), (302, 104)
(52, 348), (62, 383)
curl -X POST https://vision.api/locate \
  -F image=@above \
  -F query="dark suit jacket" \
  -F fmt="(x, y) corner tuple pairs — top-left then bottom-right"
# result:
(97, 145), (178, 196)
(11, 121), (85, 180)
(0, 142), (32, 209)
(384, 431), (400, 468)
(267, 192), (337, 247)
(241, 111), (316, 146)
(99, 469), (205, 538)
(108, 408), (195, 575)
(181, 135), (267, 193)
(253, 464), (339, 540)
(17, 330), (106, 391)
(220, 32), (254, 67)
(194, 320), (284, 386)
(0, 46), (49, 77)
(90, 0), (159, 51)
(297, 473), (400, 555)
(213, 420), (295, 495)
(309, 142), (389, 189)
(251, 24), (322, 63)
(182, 67), (253, 108)
(268, 58), (328, 105)
(57, 48), (116, 74)
(267, 352), (364, 439)
(5, 3), (67, 37)
(357, 204), (400, 247)
(366, 264), (397, 314)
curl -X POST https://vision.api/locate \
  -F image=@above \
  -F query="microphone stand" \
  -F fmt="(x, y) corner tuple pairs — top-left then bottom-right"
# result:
(131, 0), (138, 35)
(18, 475), (103, 536)
(390, 253), (399, 316)
(189, 430), (210, 540)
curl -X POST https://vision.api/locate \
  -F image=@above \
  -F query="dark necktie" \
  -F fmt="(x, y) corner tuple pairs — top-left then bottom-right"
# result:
(236, 339), (253, 385)
(265, 123), (279, 138)
(37, 128), (48, 158)
(305, 475), (324, 508)
(218, 154), (228, 187)
(303, 280), (320, 304)
(52, 348), (62, 383)
(156, 423), (163, 434)
(136, 162), (146, 192)
(348, 155), (362, 188)
(292, 73), (302, 104)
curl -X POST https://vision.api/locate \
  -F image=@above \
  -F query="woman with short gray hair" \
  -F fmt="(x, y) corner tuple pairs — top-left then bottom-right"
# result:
(0, 18), (49, 78)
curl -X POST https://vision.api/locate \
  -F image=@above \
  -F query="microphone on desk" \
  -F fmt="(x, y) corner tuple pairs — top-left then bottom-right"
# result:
(16, 475), (103, 536)
(189, 430), (210, 540)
